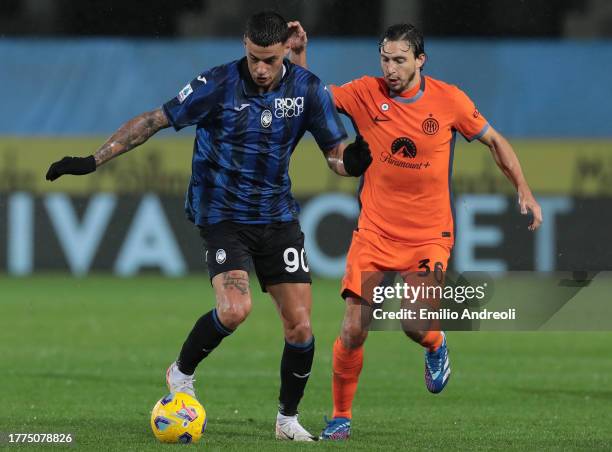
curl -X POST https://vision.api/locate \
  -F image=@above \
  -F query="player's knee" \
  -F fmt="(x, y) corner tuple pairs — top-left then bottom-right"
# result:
(284, 320), (312, 344)
(402, 328), (425, 343)
(341, 322), (367, 349)
(216, 298), (252, 329)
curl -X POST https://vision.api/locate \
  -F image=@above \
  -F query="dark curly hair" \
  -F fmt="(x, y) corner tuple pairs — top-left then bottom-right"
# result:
(245, 11), (290, 47)
(379, 23), (425, 60)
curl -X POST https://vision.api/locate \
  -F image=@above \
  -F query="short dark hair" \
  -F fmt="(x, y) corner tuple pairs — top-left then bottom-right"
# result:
(379, 23), (425, 59)
(245, 11), (290, 47)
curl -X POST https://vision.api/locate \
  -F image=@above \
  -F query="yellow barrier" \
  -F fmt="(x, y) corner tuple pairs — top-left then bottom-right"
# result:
(2, 137), (611, 195)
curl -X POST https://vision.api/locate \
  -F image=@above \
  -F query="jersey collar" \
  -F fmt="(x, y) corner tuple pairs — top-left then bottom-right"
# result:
(239, 57), (290, 97)
(390, 75), (426, 104)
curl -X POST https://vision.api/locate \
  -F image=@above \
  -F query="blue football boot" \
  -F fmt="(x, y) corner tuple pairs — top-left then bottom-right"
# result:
(320, 416), (351, 440)
(424, 332), (451, 393)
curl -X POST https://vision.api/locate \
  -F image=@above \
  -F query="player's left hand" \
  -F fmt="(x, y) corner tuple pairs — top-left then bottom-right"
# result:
(287, 21), (307, 54)
(518, 188), (542, 231)
(343, 135), (372, 177)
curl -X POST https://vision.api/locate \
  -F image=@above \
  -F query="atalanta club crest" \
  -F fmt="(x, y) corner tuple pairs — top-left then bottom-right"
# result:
(216, 249), (226, 264)
(261, 109), (272, 128)
(391, 137), (417, 158)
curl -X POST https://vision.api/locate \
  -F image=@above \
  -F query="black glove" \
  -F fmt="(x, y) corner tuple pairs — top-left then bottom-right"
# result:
(46, 155), (97, 181)
(343, 135), (372, 176)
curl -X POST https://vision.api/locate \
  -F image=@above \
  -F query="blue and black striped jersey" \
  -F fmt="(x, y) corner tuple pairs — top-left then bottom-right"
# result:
(163, 58), (347, 226)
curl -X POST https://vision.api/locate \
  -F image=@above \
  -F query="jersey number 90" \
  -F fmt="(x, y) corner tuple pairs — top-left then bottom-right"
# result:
(283, 247), (309, 273)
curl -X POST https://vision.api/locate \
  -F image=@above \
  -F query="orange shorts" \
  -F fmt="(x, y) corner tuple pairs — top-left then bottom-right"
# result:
(341, 228), (452, 300)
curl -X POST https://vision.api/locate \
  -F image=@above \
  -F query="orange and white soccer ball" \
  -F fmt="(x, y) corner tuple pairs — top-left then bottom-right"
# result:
(150, 392), (207, 444)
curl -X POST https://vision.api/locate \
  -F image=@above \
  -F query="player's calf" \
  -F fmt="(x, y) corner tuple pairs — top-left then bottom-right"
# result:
(340, 296), (371, 349)
(278, 337), (315, 418)
(173, 308), (235, 388)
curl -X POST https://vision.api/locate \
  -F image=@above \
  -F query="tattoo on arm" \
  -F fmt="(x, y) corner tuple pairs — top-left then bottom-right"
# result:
(94, 108), (170, 166)
(222, 272), (250, 296)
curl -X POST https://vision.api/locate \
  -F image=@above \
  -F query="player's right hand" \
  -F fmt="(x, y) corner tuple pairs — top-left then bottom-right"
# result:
(518, 188), (543, 231)
(46, 155), (97, 181)
(343, 135), (372, 176)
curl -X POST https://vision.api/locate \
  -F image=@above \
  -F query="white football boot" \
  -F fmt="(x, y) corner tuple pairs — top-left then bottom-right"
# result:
(275, 412), (317, 441)
(166, 361), (196, 398)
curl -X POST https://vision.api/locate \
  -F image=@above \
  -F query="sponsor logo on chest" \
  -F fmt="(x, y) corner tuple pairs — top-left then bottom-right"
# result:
(379, 136), (431, 170)
(274, 96), (304, 118)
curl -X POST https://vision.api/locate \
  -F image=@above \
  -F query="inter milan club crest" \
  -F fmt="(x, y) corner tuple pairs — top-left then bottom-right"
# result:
(422, 115), (439, 135)
(391, 137), (417, 158)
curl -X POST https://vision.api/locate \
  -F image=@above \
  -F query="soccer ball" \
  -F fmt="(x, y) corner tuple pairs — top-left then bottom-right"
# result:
(150, 392), (207, 444)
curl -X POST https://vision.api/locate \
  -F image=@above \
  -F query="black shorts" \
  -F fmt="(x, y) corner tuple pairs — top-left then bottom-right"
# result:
(199, 220), (312, 292)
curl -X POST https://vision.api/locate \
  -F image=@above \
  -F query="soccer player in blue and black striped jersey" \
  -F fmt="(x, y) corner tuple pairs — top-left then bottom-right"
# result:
(46, 11), (372, 441)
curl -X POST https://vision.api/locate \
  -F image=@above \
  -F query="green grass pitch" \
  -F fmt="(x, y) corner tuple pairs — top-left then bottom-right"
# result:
(1, 276), (611, 450)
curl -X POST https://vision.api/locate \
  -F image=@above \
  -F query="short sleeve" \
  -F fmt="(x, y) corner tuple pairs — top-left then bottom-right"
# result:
(452, 87), (490, 142)
(307, 80), (347, 151)
(329, 81), (361, 118)
(162, 70), (220, 131)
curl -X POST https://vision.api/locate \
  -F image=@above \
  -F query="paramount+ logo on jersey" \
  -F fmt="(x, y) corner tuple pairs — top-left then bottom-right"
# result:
(274, 96), (304, 118)
(380, 136), (431, 170)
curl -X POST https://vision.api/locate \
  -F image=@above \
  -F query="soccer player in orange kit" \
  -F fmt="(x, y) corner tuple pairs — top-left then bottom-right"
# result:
(288, 22), (543, 440)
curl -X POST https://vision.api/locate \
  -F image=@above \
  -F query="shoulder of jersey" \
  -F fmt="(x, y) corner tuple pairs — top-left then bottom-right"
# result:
(193, 60), (240, 88)
(341, 75), (378, 88)
(339, 75), (386, 96)
(423, 75), (461, 96)
(288, 61), (321, 84)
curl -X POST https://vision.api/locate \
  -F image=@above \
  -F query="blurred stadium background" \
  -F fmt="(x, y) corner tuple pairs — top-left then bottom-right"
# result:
(1, 1), (611, 449)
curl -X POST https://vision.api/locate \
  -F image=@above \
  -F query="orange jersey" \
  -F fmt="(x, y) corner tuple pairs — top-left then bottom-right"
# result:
(330, 75), (489, 246)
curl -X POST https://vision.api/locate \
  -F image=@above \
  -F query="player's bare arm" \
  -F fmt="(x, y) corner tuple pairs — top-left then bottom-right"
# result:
(324, 135), (372, 177)
(286, 23), (371, 178)
(45, 108), (169, 181)
(324, 143), (348, 176)
(287, 21), (307, 68)
(479, 127), (543, 231)
(94, 108), (169, 166)
(286, 24), (371, 177)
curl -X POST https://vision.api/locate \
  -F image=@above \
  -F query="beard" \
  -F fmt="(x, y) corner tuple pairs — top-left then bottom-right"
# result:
(388, 69), (417, 95)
